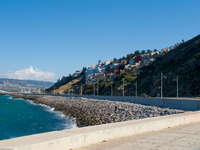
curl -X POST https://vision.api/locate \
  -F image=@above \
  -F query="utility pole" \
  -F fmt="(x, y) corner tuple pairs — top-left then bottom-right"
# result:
(93, 83), (95, 96)
(71, 88), (73, 96)
(177, 75), (179, 98)
(111, 84), (113, 96)
(135, 74), (138, 97)
(123, 78), (125, 96)
(161, 72), (163, 99)
(135, 73), (138, 98)
(80, 84), (83, 96)
(97, 80), (99, 96)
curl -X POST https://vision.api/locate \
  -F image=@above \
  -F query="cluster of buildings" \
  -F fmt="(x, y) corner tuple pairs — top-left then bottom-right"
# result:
(161, 41), (183, 53)
(0, 79), (47, 94)
(72, 42), (181, 84)
(0, 82), (42, 94)
(85, 60), (107, 83)
(82, 51), (161, 83)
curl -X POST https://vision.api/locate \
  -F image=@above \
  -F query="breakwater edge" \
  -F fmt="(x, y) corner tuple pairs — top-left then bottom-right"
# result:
(10, 94), (184, 127)
(0, 94), (76, 140)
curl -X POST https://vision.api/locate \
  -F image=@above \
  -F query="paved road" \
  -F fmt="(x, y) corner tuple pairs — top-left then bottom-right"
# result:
(77, 122), (200, 150)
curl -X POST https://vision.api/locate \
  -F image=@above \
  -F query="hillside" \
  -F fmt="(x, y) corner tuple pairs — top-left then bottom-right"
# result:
(47, 34), (200, 97)
(0, 78), (54, 93)
(138, 35), (200, 97)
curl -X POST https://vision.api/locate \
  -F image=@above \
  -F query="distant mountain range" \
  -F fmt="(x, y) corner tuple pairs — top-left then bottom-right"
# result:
(0, 78), (54, 93)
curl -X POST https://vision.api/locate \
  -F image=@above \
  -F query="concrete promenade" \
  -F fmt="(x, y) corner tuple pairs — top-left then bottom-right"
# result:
(78, 122), (200, 150)
(0, 111), (200, 150)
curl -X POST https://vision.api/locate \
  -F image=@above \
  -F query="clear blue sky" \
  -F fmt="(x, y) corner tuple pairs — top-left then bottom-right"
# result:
(0, 0), (199, 79)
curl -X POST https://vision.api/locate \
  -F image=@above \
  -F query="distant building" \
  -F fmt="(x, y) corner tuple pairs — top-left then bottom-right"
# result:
(85, 64), (106, 83)
(98, 60), (103, 66)
(142, 54), (151, 59)
(72, 70), (81, 77)
(161, 48), (169, 53)
(129, 59), (135, 65)
(113, 68), (121, 75)
(95, 72), (105, 81)
(150, 58), (155, 62)
(142, 58), (150, 65)
(151, 51), (160, 56)
(135, 62), (141, 66)
(125, 64), (135, 70)
(121, 59), (128, 65)
(110, 63), (120, 69)
(85, 66), (99, 83)
(104, 60), (111, 65)
(134, 55), (142, 63)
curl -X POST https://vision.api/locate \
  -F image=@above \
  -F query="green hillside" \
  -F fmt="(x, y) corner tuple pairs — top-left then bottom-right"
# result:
(46, 35), (200, 97)
(138, 35), (200, 97)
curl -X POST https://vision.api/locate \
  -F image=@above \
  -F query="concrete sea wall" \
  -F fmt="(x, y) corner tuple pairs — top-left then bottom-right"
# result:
(1, 111), (200, 150)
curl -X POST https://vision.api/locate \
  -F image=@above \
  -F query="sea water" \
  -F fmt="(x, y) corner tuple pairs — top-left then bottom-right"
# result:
(0, 94), (76, 140)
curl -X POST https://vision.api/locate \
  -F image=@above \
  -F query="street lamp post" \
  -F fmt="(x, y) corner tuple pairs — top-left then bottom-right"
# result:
(93, 83), (95, 96)
(123, 78), (125, 96)
(80, 84), (83, 96)
(97, 80), (99, 96)
(111, 84), (113, 96)
(135, 73), (138, 98)
(177, 75), (179, 98)
(161, 72), (163, 99)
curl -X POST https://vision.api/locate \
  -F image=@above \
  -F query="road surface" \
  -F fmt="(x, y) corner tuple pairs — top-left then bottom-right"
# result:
(77, 122), (200, 150)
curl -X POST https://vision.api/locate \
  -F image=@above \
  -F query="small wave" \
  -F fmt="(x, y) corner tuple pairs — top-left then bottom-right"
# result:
(71, 123), (78, 128)
(66, 121), (77, 129)
(25, 100), (77, 129)
(8, 96), (13, 99)
(26, 100), (51, 109)
(6, 96), (24, 101)
(63, 117), (77, 129)
(60, 113), (65, 118)
(51, 107), (55, 111)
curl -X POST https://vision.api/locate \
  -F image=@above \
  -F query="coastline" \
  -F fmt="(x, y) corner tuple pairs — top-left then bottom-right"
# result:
(24, 98), (77, 129)
(10, 94), (184, 127)
(0, 94), (77, 140)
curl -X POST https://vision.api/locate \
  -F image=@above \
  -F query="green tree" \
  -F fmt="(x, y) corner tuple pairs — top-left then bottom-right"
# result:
(141, 50), (146, 54)
(134, 50), (140, 56)
(113, 58), (118, 63)
(147, 49), (152, 54)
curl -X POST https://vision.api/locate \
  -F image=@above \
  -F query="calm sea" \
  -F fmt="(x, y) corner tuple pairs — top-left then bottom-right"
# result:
(0, 94), (76, 140)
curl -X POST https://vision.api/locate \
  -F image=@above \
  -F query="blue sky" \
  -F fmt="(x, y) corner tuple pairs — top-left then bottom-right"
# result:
(0, 0), (199, 81)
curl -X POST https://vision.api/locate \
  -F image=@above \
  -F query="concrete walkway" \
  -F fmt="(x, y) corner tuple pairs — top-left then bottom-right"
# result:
(77, 122), (200, 150)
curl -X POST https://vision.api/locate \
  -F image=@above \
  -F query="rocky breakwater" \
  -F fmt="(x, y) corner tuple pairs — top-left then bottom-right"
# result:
(12, 95), (184, 127)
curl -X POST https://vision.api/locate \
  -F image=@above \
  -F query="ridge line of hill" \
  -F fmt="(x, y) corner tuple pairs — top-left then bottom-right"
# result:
(47, 34), (200, 97)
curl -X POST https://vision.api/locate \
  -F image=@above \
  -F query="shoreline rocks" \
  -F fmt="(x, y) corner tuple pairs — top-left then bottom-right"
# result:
(11, 94), (184, 127)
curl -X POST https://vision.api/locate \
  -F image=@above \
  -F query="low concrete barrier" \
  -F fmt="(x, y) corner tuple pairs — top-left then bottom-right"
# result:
(24, 94), (200, 111)
(1, 111), (200, 150)
(77, 96), (200, 111)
